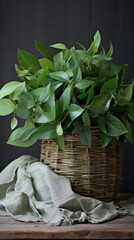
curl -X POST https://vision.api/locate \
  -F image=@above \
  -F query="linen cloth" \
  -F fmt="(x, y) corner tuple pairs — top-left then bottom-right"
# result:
(0, 155), (130, 225)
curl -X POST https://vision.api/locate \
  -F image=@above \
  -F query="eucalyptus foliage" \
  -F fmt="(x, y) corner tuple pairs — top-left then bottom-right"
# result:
(0, 30), (134, 149)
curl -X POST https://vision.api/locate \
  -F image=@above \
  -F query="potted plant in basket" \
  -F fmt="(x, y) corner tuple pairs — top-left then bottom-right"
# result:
(0, 30), (133, 201)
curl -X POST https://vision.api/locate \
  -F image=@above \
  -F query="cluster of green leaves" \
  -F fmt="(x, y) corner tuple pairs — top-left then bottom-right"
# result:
(0, 30), (134, 149)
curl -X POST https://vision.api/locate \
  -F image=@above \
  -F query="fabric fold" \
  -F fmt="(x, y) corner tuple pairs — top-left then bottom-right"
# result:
(0, 155), (132, 225)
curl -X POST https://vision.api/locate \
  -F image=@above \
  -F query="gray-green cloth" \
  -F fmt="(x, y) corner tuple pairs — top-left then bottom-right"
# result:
(0, 155), (130, 225)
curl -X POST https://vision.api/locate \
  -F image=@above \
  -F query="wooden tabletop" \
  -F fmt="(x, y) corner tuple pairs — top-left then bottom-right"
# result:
(0, 215), (134, 239)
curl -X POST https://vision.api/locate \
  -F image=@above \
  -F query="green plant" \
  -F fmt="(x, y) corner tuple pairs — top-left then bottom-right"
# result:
(0, 30), (134, 149)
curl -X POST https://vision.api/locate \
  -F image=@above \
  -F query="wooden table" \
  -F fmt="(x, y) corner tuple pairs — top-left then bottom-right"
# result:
(0, 215), (134, 239)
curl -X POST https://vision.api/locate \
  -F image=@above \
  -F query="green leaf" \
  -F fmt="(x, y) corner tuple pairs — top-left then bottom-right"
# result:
(88, 30), (101, 54)
(117, 98), (131, 106)
(63, 116), (72, 130)
(36, 124), (57, 140)
(72, 118), (83, 131)
(15, 64), (22, 75)
(99, 131), (113, 147)
(91, 54), (112, 63)
(0, 81), (25, 99)
(8, 127), (24, 141)
(100, 77), (118, 94)
(118, 64), (128, 87)
(76, 42), (86, 51)
(53, 135), (65, 150)
(89, 94), (112, 115)
(75, 80), (93, 89)
(122, 84), (133, 101)
(50, 43), (67, 50)
(10, 82), (26, 100)
(86, 85), (94, 105)
(127, 105), (134, 121)
(18, 92), (35, 109)
(25, 75), (36, 81)
(18, 69), (30, 77)
(59, 85), (71, 110)
(97, 116), (106, 134)
(53, 52), (64, 70)
(8, 125), (36, 142)
(93, 30), (101, 50)
(98, 113), (128, 137)
(51, 82), (63, 91)
(79, 128), (91, 148)
(39, 58), (54, 70)
(55, 100), (63, 121)
(11, 117), (18, 130)
(56, 122), (63, 136)
(31, 84), (52, 103)
(7, 127), (37, 147)
(0, 99), (15, 116)
(15, 107), (31, 119)
(48, 71), (70, 83)
(68, 104), (84, 121)
(33, 112), (54, 123)
(73, 66), (82, 83)
(36, 68), (50, 87)
(107, 42), (113, 57)
(7, 136), (37, 147)
(45, 94), (56, 119)
(18, 128), (37, 142)
(17, 48), (39, 72)
(82, 111), (90, 129)
(15, 123), (57, 143)
(124, 119), (134, 143)
(33, 104), (55, 123)
(117, 85), (133, 106)
(8, 122), (57, 147)
(24, 119), (35, 128)
(35, 40), (52, 60)
(77, 92), (88, 100)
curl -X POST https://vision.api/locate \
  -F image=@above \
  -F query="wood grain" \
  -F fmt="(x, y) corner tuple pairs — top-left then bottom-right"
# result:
(0, 215), (134, 239)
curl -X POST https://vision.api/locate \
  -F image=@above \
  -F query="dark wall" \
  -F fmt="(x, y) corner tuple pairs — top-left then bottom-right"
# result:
(0, 0), (134, 192)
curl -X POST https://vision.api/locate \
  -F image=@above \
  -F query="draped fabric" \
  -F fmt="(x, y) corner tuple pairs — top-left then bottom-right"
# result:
(0, 155), (132, 226)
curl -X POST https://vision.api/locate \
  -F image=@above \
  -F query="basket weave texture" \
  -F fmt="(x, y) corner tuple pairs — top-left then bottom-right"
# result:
(40, 127), (122, 202)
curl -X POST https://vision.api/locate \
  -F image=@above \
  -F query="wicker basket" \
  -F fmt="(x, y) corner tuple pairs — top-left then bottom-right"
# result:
(40, 127), (122, 202)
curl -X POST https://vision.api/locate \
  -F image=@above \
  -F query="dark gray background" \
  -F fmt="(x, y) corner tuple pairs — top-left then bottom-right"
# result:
(0, 0), (134, 193)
